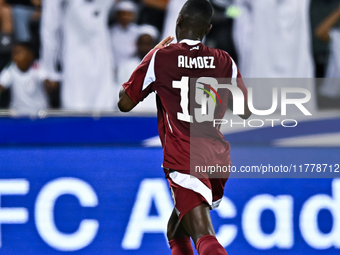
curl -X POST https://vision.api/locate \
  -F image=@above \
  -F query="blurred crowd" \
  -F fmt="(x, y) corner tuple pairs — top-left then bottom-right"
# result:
(0, 0), (339, 115)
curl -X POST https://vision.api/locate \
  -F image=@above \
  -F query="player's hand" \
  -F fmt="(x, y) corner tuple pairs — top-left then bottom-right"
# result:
(154, 36), (174, 49)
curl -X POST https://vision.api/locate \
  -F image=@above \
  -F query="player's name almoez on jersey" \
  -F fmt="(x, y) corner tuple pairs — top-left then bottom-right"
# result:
(178, 55), (216, 69)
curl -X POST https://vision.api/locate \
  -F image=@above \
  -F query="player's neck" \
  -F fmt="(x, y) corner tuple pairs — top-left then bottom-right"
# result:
(177, 31), (203, 42)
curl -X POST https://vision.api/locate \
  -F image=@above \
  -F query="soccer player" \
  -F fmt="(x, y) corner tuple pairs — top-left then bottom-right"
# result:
(118, 0), (251, 254)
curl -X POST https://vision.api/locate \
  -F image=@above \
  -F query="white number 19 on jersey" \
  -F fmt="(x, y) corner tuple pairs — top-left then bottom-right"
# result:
(172, 76), (219, 123)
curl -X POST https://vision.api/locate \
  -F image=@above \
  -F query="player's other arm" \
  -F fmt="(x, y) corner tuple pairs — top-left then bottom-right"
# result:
(315, 5), (340, 43)
(118, 36), (174, 112)
(118, 87), (136, 112)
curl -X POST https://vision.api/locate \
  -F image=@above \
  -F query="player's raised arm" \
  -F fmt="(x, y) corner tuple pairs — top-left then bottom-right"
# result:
(118, 36), (174, 112)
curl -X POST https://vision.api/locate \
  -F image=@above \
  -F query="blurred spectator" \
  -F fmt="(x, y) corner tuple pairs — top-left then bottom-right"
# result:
(0, 42), (50, 115)
(233, 0), (314, 78)
(316, 4), (340, 106)
(232, 0), (316, 112)
(138, 0), (168, 34)
(0, 0), (13, 108)
(5, 0), (35, 42)
(29, 0), (42, 57)
(0, 0), (13, 68)
(310, 0), (340, 78)
(1, 0), (41, 65)
(41, 0), (116, 111)
(0, 0), (11, 32)
(162, 0), (185, 42)
(116, 24), (158, 112)
(110, 0), (139, 67)
(0, 0), (12, 38)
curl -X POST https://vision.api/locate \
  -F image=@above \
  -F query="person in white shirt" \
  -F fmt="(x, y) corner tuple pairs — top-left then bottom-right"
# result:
(110, 1), (139, 67)
(316, 4), (340, 101)
(40, 0), (115, 111)
(233, 0), (314, 78)
(232, 0), (316, 112)
(116, 25), (159, 113)
(0, 42), (49, 116)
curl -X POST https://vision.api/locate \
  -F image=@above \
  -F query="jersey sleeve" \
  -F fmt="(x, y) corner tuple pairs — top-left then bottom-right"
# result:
(122, 49), (158, 104)
(0, 64), (13, 88)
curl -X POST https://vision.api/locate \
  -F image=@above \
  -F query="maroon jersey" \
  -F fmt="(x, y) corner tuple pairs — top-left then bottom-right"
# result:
(123, 39), (248, 172)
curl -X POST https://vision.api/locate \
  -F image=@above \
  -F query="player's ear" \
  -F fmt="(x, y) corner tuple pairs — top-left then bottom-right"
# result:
(176, 14), (183, 27)
(205, 24), (212, 35)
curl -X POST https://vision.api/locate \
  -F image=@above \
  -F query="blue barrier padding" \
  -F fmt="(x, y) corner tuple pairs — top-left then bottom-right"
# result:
(0, 117), (158, 146)
(0, 117), (339, 146)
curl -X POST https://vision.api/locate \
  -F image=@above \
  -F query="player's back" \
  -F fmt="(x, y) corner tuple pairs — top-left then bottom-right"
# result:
(151, 40), (238, 172)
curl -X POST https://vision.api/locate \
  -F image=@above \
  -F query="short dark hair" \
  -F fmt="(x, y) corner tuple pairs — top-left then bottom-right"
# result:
(180, 0), (214, 28)
(15, 41), (36, 57)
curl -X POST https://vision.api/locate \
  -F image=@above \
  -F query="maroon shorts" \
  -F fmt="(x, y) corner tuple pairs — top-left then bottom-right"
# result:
(164, 169), (228, 220)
